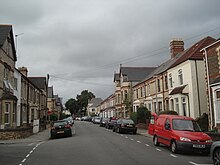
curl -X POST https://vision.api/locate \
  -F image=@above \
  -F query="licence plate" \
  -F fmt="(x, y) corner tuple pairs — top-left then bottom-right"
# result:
(193, 144), (205, 148)
(57, 131), (64, 134)
(127, 125), (133, 127)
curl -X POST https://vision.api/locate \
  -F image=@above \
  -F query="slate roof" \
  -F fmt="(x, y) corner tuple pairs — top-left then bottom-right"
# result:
(0, 25), (17, 61)
(28, 77), (47, 90)
(88, 98), (103, 107)
(171, 36), (216, 68)
(120, 67), (156, 82)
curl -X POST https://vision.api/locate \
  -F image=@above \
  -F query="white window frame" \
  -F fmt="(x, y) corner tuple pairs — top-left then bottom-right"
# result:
(5, 102), (10, 124)
(178, 69), (183, 85)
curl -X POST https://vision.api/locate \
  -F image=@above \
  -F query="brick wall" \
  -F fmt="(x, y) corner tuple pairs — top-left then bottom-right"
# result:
(0, 127), (33, 140)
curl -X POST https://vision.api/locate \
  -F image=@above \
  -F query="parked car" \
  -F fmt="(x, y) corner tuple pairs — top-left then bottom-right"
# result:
(63, 116), (74, 126)
(106, 118), (117, 129)
(113, 118), (137, 134)
(151, 114), (212, 154)
(50, 120), (72, 139)
(211, 141), (220, 164)
(93, 116), (101, 124)
(100, 118), (109, 127)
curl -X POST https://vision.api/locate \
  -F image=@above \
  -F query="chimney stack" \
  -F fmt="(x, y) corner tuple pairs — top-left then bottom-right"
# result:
(18, 67), (28, 77)
(170, 39), (184, 58)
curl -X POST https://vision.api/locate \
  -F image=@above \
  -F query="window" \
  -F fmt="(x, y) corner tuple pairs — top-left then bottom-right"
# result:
(157, 79), (161, 92)
(165, 75), (168, 90)
(175, 98), (179, 114)
(14, 78), (18, 90)
(124, 90), (128, 100)
(13, 103), (16, 123)
(148, 103), (152, 111)
(178, 69), (183, 85)
(5, 103), (10, 124)
(169, 74), (173, 88)
(182, 97), (187, 116)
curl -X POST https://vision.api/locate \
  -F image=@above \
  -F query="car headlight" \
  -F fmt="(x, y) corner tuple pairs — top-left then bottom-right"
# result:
(206, 139), (212, 143)
(180, 137), (191, 142)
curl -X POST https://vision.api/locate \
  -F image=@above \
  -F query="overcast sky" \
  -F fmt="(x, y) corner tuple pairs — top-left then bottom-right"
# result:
(1, 0), (220, 103)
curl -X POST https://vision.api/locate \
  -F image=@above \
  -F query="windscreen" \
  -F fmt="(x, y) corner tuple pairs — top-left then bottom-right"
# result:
(172, 119), (201, 132)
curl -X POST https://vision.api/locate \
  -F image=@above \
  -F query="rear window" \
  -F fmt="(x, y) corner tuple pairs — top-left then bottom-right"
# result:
(53, 121), (67, 127)
(122, 119), (134, 124)
(172, 119), (201, 132)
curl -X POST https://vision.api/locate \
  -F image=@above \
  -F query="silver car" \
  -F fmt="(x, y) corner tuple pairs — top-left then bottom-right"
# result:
(211, 141), (220, 165)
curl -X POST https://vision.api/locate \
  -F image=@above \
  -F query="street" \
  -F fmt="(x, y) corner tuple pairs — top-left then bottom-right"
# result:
(0, 121), (213, 165)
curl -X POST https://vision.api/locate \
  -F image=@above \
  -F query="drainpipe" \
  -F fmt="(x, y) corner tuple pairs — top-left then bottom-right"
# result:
(194, 60), (201, 117)
(204, 49), (213, 129)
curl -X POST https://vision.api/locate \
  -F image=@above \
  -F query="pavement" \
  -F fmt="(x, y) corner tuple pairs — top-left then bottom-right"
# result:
(0, 128), (50, 144)
(137, 128), (153, 138)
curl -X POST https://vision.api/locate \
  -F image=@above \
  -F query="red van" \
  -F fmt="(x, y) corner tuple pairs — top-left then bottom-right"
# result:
(152, 114), (212, 154)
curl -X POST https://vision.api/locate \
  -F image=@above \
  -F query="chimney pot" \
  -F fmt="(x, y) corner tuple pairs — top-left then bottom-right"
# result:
(170, 39), (184, 58)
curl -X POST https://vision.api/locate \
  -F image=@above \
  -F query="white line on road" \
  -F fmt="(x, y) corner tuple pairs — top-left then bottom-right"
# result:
(30, 150), (33, 154)
(21, 158), (26, 163)
(26, 154), (30, 158)
(145, 144), (149, 147)
(130, 138), (134, 141)
(170, 154), (177, 158)
(121, 135), (124, 137)
(137, 141), (141, 143)
(189, 162), (212, 165)
(28, 143), (34, 146)
(156, 148), (161, 152)
(125, 136), (128, 139)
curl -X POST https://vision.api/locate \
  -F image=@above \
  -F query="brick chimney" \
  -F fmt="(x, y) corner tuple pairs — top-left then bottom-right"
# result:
(18, 67), (28, 77)
(170, 39), (184, 58)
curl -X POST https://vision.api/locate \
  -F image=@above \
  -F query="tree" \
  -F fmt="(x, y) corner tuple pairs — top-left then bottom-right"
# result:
(76, 90), (95, 115)
(137, 107), (151, 123)
(65, 98), (79, 115)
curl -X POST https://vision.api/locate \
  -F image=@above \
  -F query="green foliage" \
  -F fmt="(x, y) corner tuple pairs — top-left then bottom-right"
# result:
(137, 107), (151, 123)
(50, 114), (58, 121)
(59, 112), (67, 120)
(130, 112), (137, 124)
(158, 110), (178, 115)
(65, 90), (95, 115)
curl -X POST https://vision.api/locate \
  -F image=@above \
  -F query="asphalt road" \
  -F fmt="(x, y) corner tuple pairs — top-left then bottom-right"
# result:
(0, 121), (213, 165)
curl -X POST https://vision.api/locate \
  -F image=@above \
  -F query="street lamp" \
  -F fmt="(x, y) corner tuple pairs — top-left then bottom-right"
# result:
(15, 33), (24, 52)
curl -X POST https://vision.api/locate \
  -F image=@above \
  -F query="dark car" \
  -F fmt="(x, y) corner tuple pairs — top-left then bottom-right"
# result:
(100, 118), (109, 127)
(50, 120), (72, 139)
(113, 118), (137, 134)
(211, 141), (220, 164)
(106, 118), (117, 129)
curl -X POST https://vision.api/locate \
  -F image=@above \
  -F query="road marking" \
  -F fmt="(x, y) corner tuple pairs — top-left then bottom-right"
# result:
(145, 144), (149, 147)
(28, 143), (34, 146)
(130, 138), (134, 141)
(137, 141), (141, 143)
(156, 148), (161, 152)
(125, 136), (128, 139)
(21, 158), (26, 163)
(170, 154), (177, 158)
(189, 162), (212, 165)
(121, 135), (124, 137)
(19, 142), (44, 165)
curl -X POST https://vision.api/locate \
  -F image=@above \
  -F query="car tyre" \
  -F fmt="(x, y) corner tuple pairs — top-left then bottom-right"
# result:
(153, 135), (160, 146)
(133, 130), (137, 134)
(171, 140), (178, 153)
(213, 148), (220, 164)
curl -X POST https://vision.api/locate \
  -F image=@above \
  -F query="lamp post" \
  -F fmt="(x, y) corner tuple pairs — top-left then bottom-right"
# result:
(15, 33), (24, 52)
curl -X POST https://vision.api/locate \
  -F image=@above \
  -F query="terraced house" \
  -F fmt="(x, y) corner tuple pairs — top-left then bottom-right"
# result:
(0, 25), (17, 129)
(133, 36), (216, 124)
(113, 65), (156, 118)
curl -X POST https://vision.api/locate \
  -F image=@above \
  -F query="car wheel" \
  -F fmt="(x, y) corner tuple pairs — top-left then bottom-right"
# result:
(213, 148), (220, 165)
(153, 135), (160, 146)
(171, 140), (178, 153)
(133, 130), (137, 135)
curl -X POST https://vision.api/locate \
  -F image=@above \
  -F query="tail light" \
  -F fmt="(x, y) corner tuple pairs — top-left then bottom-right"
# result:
(65, 125), (71, 128)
